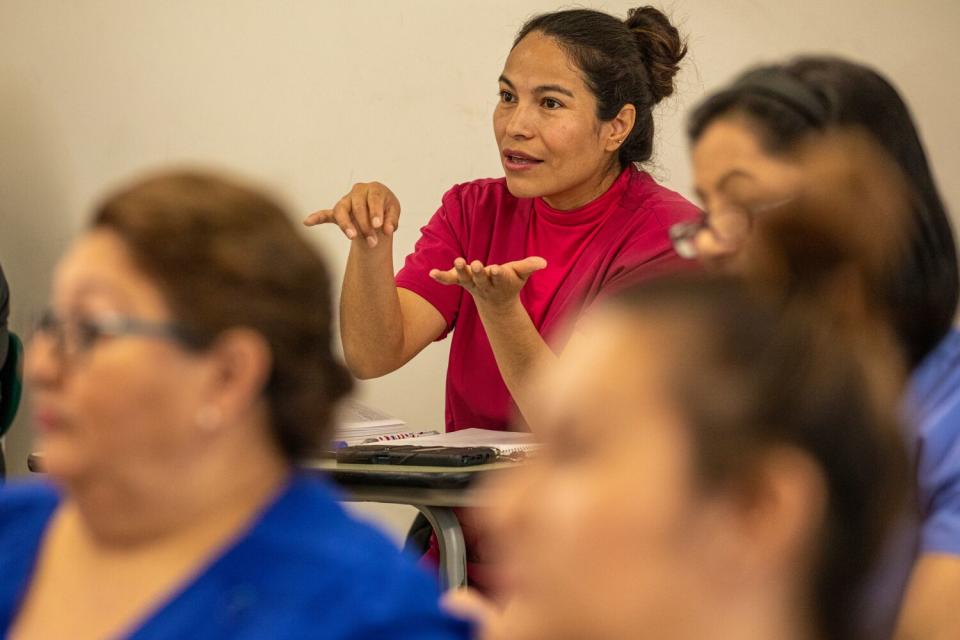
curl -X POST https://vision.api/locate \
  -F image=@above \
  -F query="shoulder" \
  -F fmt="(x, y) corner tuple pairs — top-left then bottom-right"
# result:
(443, 176), (511, 200)
(235, 475), (468, 636)
(0, 481), (59, 532)
(910, 329), (960, 554)
(439, 177), (518, 217)
(911, 329), (960, 449)
(0, 482), (59, 580)
(621, 169), (701, 229)
(246, 474), (406, 567)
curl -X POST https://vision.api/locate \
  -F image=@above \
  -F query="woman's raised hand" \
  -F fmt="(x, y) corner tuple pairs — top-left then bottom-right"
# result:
(303, 182), (401, 248)
(430, 256), (547, 309)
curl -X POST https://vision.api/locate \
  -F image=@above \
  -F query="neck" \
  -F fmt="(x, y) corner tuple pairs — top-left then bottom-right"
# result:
(63, 425), (290, 548)
(542, 162), (623, 211)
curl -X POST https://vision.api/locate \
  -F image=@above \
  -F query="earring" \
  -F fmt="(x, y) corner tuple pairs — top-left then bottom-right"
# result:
(195, 405), (223, 432)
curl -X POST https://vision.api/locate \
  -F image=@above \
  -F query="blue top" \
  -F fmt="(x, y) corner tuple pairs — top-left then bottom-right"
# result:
(0, 473), (471, 640)
(848, 329), (960, 639)
(909, 327), (960, 555)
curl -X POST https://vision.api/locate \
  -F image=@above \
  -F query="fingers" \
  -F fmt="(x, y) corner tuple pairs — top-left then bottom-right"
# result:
(470, 260), (492, 291)
(430, 258), (479, 288)
(509, 256), (548, 280)
(363, 182), (401, 239)
(429, 267), (460, 285)
(304, 182), (402, 246)
(430, 257), (545, 295)
(382, 195), (401, 236)
(455, 258), (476, 289)
(302, 209), (332, 226)
(303, 199), (359, 241)
(350, 190), (378, 247)
(329, 198), (358, 240)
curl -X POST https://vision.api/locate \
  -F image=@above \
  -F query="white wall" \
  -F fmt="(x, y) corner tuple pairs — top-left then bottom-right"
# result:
(2, 0), (958, 483)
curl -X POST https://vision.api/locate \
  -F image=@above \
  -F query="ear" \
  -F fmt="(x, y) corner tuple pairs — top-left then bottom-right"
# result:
(692, 447), (827, 597)
(201, 328), (273, 428)
(602, 103), (637, 153)
(734, 447), (828, 578)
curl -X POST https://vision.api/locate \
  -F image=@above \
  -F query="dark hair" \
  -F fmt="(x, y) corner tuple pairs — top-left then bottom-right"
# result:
(93, 170), (353, 461)
(609, 276), (908, 640)
(688, 56), (959, 367)
(515, 6), (687, 167)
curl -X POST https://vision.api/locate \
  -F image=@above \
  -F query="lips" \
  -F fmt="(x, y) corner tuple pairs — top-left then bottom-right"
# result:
(503, 149), (544, 171)
(33, 404), (66, 434)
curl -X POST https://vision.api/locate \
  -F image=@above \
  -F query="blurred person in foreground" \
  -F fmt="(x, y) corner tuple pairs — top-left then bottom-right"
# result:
(677, 56), (960, 640)
(0, 171), (470, 640)
(447, 132), (915, 640)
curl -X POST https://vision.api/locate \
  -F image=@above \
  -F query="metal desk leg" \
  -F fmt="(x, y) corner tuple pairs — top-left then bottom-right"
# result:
(415, 505), (467, 590)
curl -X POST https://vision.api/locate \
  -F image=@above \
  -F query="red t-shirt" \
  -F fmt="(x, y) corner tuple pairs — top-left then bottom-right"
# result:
(395, 166), (700, 432)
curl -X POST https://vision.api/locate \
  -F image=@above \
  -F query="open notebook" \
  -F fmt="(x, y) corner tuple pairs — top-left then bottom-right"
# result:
(376, 428), (540, 460)
(333, 401), (407, 446)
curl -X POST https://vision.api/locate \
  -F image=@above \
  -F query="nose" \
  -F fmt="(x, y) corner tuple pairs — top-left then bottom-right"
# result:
(25, 333), (65, 389)
(694, 229), (743, 271)
(505, 102), (536, 140)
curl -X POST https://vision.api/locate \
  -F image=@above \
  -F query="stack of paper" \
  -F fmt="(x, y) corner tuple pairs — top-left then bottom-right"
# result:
(377, 428), (540, 460)
(333, 401), (408, 446)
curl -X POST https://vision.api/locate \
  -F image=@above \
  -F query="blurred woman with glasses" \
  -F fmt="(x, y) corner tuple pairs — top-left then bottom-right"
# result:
(0, 170), (470, 640)
(677, 56), (960, 640)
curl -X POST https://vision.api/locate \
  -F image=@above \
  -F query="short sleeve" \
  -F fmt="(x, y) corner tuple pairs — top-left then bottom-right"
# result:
(911, 332), (960, 555)
(922, 482), (960, 554)
(395, 188), (467, 340)
(920, 407), (960, 555)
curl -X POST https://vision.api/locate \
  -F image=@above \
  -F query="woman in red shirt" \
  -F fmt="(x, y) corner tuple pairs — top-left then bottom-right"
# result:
(306, 6), (699, 432)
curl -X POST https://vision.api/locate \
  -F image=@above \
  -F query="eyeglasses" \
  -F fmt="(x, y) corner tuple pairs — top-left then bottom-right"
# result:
(669, 205), (753, 260)
(669, 199), (792, 260)
(33, 310), (198, 363)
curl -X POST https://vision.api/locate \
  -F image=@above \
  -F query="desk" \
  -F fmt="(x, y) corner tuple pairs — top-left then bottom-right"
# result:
(28, 453), (514, 590)
(302, 458), (514, 590)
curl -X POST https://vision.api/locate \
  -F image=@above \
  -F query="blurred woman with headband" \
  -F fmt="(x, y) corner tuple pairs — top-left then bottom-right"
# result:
(677, 56), (960, 639)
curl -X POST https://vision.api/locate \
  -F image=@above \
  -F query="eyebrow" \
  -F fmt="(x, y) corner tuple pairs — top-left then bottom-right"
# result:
(69, 281), (135, 311)
(694, 169), (755, 204)
(715, 169), (755, 192)
(498, 74), (575, 98)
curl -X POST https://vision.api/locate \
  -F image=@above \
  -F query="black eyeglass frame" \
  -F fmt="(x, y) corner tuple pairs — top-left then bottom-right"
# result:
(34, 310), (204, 362)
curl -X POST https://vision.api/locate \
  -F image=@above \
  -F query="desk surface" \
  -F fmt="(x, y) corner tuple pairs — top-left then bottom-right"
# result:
(302, 458), (517, 508)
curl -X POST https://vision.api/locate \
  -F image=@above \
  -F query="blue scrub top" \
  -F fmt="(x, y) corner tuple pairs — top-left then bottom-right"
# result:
(909, 327), (960, 555)
(0, 473), (471, 640)
(840, 329), (960, 640)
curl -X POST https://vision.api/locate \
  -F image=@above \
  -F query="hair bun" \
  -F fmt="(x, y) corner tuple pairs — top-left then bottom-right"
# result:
(625, 6), (687, 103)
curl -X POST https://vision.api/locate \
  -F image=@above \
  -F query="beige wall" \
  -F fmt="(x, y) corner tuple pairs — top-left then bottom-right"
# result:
(1, 0), (958, 481)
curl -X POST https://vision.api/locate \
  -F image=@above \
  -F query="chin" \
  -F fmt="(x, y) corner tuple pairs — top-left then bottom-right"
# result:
(503, 174), (548, 200)
(35, 435), (87, 483)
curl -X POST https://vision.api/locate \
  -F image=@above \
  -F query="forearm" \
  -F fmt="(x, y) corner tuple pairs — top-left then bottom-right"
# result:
(475, 298), (556, 430)
(895, 554), (960, 640)
(340, 237), (406, 378)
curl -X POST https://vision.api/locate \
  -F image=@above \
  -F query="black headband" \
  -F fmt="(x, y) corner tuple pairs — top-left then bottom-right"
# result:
(729, 71), (829, 126)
